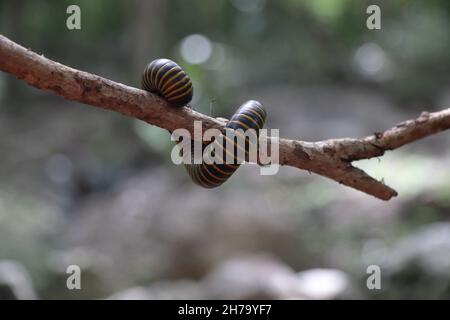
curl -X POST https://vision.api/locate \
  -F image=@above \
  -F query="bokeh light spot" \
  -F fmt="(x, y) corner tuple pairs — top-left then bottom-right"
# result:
(180, 34), (212, 65)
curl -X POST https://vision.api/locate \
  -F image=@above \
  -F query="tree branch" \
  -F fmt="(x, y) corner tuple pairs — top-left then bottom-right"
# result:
(1, 34), (449, 201)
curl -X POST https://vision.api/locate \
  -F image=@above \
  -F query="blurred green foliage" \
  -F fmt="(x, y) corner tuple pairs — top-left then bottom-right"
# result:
(1, 0), (449, 109)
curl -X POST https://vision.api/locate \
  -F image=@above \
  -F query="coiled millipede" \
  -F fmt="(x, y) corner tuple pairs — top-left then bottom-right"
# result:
(141, 58), (267, 188)
(141, 58), (193, 108)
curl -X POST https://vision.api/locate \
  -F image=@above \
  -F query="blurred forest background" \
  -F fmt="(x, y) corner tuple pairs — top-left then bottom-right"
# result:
(1, 0), (450, 299)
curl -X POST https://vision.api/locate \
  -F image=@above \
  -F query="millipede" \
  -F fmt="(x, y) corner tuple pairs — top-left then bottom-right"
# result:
(141, 58), (267, 188)
(141, 58), (193, 108)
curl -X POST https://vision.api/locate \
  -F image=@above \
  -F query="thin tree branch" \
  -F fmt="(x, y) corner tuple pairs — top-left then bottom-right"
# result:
(1, 34), (450, 201)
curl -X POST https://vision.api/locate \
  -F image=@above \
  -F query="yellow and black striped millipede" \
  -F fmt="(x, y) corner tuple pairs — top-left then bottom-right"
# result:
(141, 58), (193, 108)
(141, 58), (267, 188)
